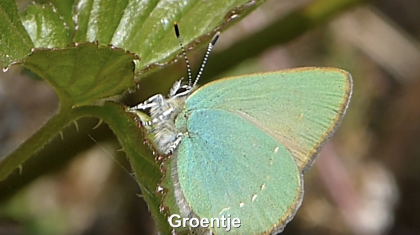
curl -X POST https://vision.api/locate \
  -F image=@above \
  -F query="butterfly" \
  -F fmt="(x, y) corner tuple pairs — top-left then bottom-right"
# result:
(130, 22), (352, 235)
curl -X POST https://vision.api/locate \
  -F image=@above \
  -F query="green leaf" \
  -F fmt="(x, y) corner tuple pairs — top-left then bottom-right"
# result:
(21, 3), (71, 48)
(72, 0), (265, 74)
(0, 0), (34, 67)
(37, 0), (76, 33)
(22, 42), (139, 106)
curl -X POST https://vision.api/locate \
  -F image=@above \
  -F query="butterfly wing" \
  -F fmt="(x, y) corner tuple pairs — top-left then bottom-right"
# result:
(173, 108), (302, 234)
(185, 67), (352, 172)
(171, 67), (351, 234)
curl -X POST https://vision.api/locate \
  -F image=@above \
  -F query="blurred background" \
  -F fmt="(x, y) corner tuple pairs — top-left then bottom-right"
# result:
(1, 0), (420, 234)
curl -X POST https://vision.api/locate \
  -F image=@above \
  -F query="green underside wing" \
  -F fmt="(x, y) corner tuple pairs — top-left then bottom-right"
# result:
(158, 67), (352, 234)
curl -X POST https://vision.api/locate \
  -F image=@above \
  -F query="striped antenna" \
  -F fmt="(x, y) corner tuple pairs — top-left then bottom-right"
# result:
(174, 22), (220, 87)
(174, 22), (192, 86)
(193, 32), (220, 87)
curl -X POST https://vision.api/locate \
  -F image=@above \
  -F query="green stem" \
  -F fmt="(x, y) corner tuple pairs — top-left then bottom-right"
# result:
(70, 103), (169, 233)
(0, 102), (169, 232)
(0, 118), (114, 202)
(0, 104), (73, 181)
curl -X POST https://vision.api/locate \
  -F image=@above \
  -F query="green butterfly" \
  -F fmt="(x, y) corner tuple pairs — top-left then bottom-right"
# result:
(131, 23), (352, 235)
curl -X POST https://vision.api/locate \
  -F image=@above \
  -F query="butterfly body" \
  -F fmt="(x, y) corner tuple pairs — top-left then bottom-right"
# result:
(132, 79), (197, 154)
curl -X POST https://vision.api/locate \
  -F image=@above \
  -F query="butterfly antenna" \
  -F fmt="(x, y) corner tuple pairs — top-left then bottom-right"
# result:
(193, 31), (220, 87)
(174, 22), (193, 86)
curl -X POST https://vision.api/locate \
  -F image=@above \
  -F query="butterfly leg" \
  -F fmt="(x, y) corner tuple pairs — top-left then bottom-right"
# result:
(167, 132), (183, 154)
(169, 79), (183, 97)
(169, 78), (194, 98)
(130, 94), (165, 111)
(130, 94), (166, 126)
